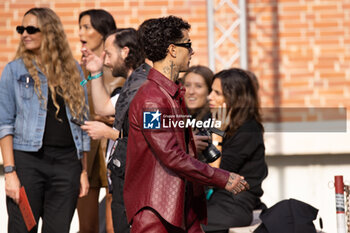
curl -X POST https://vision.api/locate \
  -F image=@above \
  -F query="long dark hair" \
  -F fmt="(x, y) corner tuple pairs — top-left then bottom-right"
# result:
(79, 9), (116, 40)
(213, 68), (263, 137)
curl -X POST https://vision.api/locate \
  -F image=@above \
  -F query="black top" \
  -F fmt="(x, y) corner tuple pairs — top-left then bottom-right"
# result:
(43, 89), (75, 147)
(220, 118), (267, 200)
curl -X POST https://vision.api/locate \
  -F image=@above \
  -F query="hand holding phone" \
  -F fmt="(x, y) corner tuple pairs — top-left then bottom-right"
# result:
(70, 117), (84, 126)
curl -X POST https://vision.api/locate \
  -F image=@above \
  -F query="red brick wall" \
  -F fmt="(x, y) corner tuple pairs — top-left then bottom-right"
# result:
(1, 0), (349, 113)
(248, 0), (350, 110)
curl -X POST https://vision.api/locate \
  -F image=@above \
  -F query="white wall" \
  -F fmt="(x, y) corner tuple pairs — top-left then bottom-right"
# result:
(262, 154), (350, 233)
(260, 121), (350, 233)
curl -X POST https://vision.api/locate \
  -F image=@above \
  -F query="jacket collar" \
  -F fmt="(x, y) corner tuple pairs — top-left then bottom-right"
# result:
(148, 68), (180, 97)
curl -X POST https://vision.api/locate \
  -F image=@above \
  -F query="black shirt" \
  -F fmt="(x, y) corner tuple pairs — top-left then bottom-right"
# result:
(43, 89), (75, 147)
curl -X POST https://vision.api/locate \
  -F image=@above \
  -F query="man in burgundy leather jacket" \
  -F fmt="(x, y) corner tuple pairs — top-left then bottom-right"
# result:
(124, 16), (249, 233)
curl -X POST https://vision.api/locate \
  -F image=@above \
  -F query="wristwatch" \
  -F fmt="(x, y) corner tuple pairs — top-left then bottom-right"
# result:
(3, 166), (16, 174)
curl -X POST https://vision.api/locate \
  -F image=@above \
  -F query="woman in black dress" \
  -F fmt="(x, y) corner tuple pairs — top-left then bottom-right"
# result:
(203, 68), (268, 233)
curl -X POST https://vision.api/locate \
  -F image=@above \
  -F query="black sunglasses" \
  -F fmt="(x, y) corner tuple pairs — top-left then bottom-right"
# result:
(173, 42), (192, 53)
(16, 26), (41, 35)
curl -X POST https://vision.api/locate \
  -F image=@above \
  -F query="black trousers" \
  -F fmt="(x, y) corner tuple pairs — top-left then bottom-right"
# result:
(111, 170), (130, 233)
(201, 189), (253, 233)
(7, 146), (81, 233)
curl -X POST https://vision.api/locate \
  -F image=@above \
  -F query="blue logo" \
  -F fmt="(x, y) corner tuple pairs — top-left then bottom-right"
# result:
(143, 110), (161, 129)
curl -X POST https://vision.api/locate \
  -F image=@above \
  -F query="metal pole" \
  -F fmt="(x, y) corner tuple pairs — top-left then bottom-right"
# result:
(207, 0), (215, 72)
(335, 175), (347, 233)
(239, 0), (248, 70)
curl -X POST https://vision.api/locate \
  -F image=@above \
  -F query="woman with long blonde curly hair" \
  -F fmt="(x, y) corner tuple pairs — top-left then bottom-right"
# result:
(0, 7), (90, 233)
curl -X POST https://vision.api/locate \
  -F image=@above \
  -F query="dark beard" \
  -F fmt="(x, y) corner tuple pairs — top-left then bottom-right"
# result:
(112, 62), (128, 78)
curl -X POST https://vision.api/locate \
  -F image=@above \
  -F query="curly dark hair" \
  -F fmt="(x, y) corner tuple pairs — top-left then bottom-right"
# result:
(113, 28), (144, 70)
(137, 18), (157, 61)
(141, 15), (191, 62)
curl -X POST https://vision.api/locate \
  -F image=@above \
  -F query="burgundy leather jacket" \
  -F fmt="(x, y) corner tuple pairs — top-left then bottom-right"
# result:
(124, 68), (229, 230)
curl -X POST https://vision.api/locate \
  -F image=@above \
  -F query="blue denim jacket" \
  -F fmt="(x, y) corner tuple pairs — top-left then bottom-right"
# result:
(0, 58), (90, 159)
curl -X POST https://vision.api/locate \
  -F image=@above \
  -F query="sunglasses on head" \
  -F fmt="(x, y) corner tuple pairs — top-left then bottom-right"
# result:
(16, 26), (41, 35)
(173, 42), (192, 53)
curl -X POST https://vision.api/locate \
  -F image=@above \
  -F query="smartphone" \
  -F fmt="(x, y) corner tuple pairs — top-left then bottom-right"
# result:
(70, 117), (84, 126)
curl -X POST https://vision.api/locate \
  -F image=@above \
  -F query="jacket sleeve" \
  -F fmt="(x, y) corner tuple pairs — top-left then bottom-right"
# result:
(0, 63), (16, 139)
(139, 102), (229, 189)
(77, 62), (90, 152)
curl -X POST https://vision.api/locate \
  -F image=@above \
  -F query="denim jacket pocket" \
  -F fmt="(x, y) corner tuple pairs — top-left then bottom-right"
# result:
(18, 74), (35, 99)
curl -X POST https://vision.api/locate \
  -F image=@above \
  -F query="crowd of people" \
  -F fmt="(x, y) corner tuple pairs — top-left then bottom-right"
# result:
(0, 7), (267, 233)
